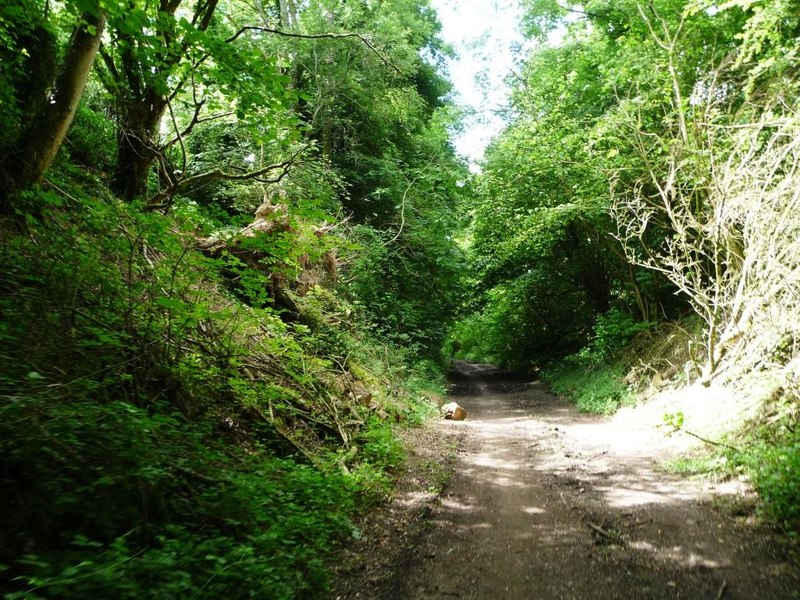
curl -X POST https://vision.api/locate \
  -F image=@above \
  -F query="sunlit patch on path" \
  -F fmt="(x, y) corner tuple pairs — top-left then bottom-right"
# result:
(382, 362), (798, 600)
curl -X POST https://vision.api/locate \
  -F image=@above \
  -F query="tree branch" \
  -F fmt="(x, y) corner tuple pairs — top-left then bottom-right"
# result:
(147, 146), (308, 209)
(554, 2), (602, 20)
(96, 43), (121, 93)
(226, 26), (404, 75)
(166, 98), (187, 176)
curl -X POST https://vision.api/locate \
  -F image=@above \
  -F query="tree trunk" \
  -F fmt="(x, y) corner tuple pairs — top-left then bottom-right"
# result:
(106, 0), (219, 201)
(321, 113), (333, 162)
(277, 0), (291, 28)
(286, 0), (298, 26)
(113, 90), (167, 201)
(10, 10), (106, 195)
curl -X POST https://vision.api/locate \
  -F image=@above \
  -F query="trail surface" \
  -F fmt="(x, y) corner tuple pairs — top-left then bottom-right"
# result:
(333, 362), (798, 600)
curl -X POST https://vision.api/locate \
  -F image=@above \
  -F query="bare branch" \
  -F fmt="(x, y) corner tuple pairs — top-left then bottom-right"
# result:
(383, 175), (418, 247)
(166, 98), (187, 176)
(147, 146), (309, 209)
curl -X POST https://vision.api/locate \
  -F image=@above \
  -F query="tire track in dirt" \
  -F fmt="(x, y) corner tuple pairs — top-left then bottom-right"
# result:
(381, 362), (798, 600)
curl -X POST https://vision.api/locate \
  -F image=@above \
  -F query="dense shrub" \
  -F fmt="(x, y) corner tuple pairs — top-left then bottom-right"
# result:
(540, 309), (651, 413)
(584, 309), (653, 362)
(0, 173), (441, 598)
(542, 358), (635, 414)
(734, 405), (800, 535)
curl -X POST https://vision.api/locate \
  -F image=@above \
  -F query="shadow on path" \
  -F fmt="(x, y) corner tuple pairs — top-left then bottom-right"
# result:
(383, 361), (798, 600)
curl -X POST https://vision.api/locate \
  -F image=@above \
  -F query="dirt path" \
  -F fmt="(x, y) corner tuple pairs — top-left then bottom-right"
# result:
(333, 362), (798, 600)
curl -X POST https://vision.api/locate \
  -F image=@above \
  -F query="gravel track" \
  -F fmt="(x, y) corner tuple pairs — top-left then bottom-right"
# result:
(334, 361), (798, 600)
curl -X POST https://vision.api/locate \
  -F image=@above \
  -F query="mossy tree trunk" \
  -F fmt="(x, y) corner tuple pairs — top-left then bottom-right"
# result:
(8, 9), (106, 198)
(113, 90), (168, 201)
(102, 0), (219, 202)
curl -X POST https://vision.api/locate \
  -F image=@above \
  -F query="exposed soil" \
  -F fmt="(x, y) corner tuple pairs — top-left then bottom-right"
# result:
(332, 362), (799, 600)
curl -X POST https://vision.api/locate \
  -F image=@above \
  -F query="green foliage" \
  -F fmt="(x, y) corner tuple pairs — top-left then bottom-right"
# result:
(343, 421), (406, 503)
(447, 311), (501, 365)
(666, 454), (729, 476)
(0, 0), (465, 596)
(662, 396), (800, 536)
(0, 0), (58, 154)
(458, 0), (800, 549)
(2, 456), (358, 599)
(538, 310), (646, 413)
(454, 25), (639, 368)
(543, 358), (635, 414)
(344, 214), (465, 361)
(0, 165), (445, 598)
(65, 90), (116, 170)
(693, 0), (800, 95)
(457, 0), (757, 370)
(732, 404), (800, 534)
(262, 0), (468, 362)
(663, 410), (685, 431)
(358, 420), (405, 470)
(399, 362), (447, 426)
(458, 0), (797, 380)
(581, 309), (654, 363)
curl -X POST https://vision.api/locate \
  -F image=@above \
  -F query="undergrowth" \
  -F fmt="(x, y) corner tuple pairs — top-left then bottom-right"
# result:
(732, 401), (800, 538)
(664, 404), (800, 545)
(543, 359), (636, 414)
(665, 454), (729, 477)
(541, 309), (648, 414)
(0, 170), (444, 598)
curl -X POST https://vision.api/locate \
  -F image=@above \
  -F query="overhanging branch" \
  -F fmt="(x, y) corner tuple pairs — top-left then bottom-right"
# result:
(227, 26), (404, 75)
(147, 146), (308, 210)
